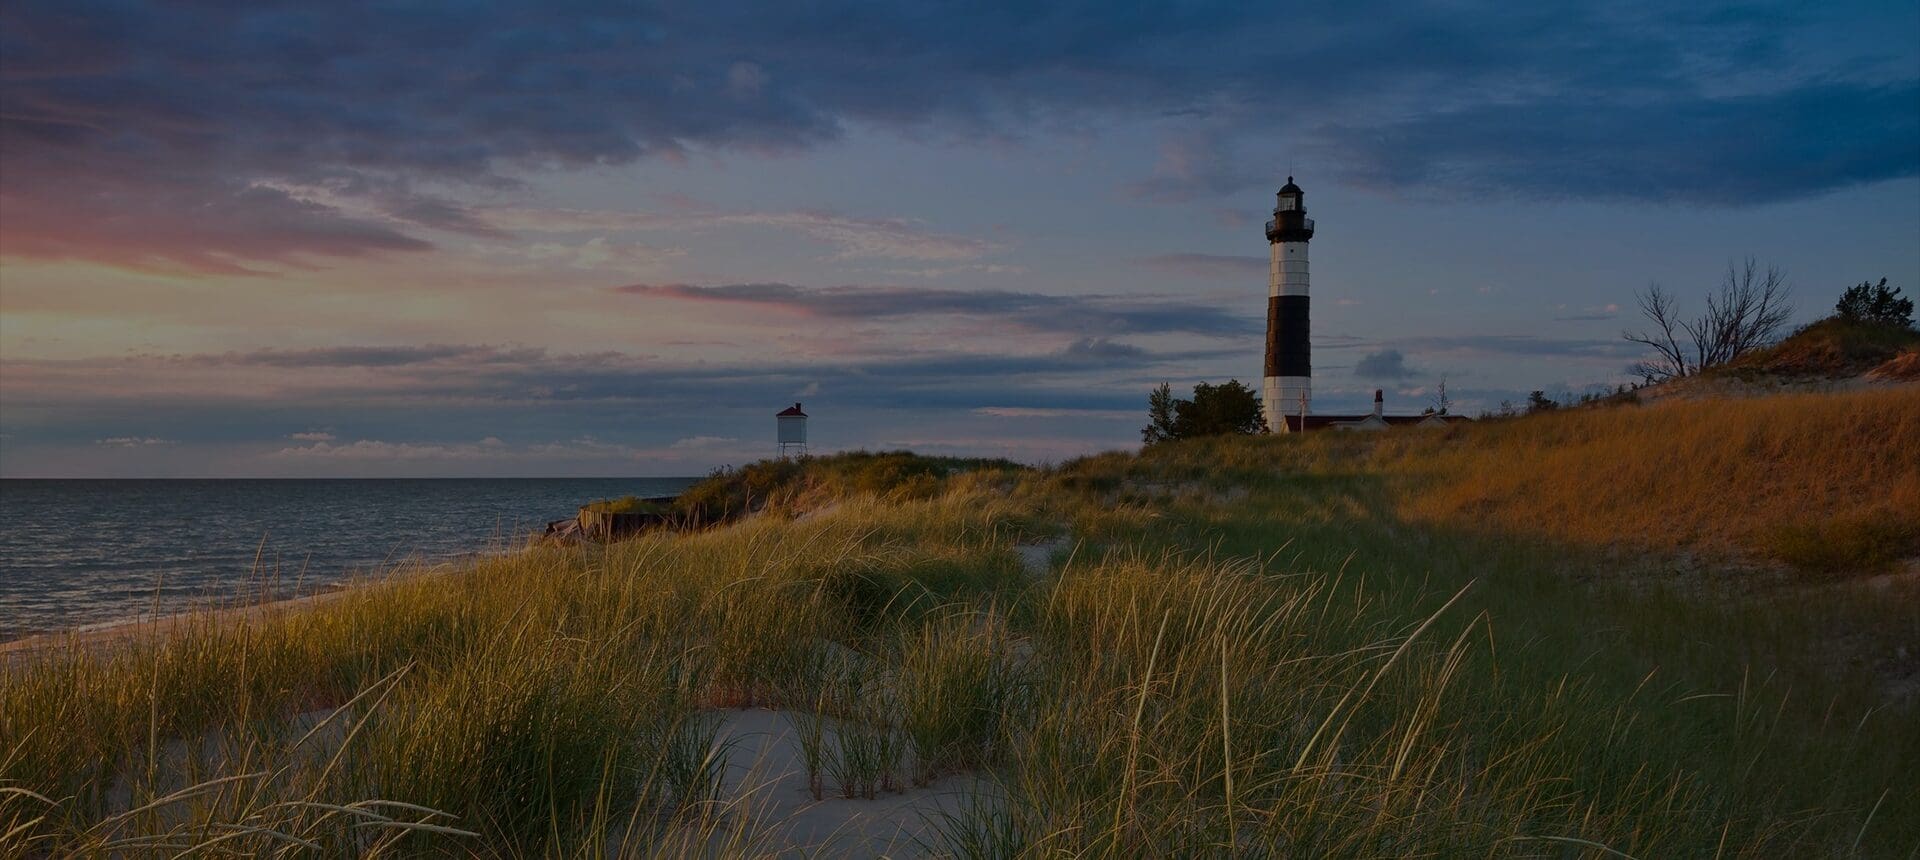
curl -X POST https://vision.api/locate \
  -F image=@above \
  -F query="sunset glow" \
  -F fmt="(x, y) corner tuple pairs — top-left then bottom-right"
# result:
(3, 1), (1916, 476)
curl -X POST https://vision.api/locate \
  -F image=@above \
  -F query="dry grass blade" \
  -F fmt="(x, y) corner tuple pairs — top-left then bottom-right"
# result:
(88, 772), (268, 835)
(4, 436), (1914, 856)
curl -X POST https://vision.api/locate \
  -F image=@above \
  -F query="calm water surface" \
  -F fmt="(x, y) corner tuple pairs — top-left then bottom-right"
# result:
(0, 478), (696, 639)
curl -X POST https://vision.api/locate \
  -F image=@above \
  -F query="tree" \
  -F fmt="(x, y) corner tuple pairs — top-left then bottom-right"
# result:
(1623, 258), (1794, 381)
(1429, 376), (1452, 416)
(1141, 379), (1268, 445)
(1142, 382), (1178, 445)
(1174, 380), (1269, 438)
(1525, 390), (1559, 414)
(1834, 278), (1913, 328)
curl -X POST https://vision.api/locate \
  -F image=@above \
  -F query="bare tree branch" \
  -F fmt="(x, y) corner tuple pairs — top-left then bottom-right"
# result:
(1623, 284), (1689, 381)
(1622, 259), (1793, 382)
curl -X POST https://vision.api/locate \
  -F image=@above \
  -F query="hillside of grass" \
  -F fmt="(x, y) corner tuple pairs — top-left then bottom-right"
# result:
(3, 393), (1917, 856)
(1384, 386), (1920, 573)
(672, 450), (1024, 524)
(1722, 317), (1920, 379)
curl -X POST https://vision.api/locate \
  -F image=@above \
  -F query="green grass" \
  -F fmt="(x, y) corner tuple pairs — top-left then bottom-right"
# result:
(580, 495), (672, 516)
(671, 449), (1024, 524)
(2, 441), (1915, 856)
(1766, 512), (1920, 576)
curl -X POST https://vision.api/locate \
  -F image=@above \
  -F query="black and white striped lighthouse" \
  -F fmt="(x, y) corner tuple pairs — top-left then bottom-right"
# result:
(1263, 177), (1315, 432)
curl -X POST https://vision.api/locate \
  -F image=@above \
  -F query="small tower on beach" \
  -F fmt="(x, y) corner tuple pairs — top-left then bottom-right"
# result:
(1264, 176), (1316, 432)
(776, 402), (808, 458)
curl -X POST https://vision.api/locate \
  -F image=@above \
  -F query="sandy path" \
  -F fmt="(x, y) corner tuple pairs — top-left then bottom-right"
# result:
(709, 708), (1003, 857)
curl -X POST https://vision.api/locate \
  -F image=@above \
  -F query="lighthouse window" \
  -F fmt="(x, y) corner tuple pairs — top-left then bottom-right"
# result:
(1278, 195), (1298, 211)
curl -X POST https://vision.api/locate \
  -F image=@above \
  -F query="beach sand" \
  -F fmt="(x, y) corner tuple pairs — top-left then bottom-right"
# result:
(698, 708), (1002, 857)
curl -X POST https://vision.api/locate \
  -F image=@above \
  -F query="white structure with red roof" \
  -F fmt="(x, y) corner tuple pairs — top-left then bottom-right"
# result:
(776, 402), (808, 458)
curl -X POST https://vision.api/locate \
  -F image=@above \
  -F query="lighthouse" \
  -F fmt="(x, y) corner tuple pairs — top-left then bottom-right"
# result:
(1263, 177), (1315, 432)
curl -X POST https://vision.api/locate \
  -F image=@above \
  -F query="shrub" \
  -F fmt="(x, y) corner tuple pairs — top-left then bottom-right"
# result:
(1766, 513), (1919, 576)
(581, 495), (669, 516)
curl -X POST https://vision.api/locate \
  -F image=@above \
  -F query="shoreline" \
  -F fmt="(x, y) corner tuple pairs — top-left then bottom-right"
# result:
(0, 524), (581, 657)
(0, 551), (496, 662)
(0, 585), (354, 662)
(0, 477), (697, 647)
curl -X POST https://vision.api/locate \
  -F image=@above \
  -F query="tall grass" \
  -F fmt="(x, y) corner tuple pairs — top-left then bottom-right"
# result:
(4, 398), (1917, 856)
(1386, 386), (1920, 563)
(2, 486), (1032, 854)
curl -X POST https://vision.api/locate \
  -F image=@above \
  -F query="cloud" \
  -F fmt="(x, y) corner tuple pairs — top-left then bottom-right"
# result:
(1060, 337), (1147, 360)
(973, 406), (1136, 420)
(670, 435), (738, 450)
(883, 264), (1026, 279)
(726, 62), (769, 99)
(730, 212), (992, 261)
(1126, 130), (1267, 203)
(1554, 303), (1623, 322)
(1138, 253), (1268, 279)
(179, 344), (554, 369)
(0, 178), (434, 274)
(377, 191), (512, 239)
(288, 430), (336, 442)
(1330, 82), (1920, 206)
(489, 208), (997, 261)
(614, 281), (1257, 337)
(487, 237), (685, 270)
(4, 0), (1909, 271)
(1354, 349), (1418, 379)
(7, 339), (1205, 420)
(271, 435), (678, 462)
(95, 436), (176, 447)
(274, 437), (510, 460)
(1362, 335), (1642, 361)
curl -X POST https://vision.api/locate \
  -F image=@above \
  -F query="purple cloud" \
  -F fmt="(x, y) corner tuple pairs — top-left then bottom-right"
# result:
(3, 0), (1910, 273)
(614, 281), (1258, 337)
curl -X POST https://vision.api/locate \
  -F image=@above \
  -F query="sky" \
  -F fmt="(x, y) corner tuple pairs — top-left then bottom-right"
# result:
(1, 0), (1916, 477)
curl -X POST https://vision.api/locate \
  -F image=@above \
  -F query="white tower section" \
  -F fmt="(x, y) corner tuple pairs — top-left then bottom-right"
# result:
(1265, 238), (1310, 430)
(1262, 177), (1314, 432)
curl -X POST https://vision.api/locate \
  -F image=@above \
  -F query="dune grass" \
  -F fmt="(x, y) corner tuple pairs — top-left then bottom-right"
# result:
(3, 390), (1917, 856)
(1371, 385), (1914, 567)
(580, 496), (673, 516)
(1724, 317), (1920, 378)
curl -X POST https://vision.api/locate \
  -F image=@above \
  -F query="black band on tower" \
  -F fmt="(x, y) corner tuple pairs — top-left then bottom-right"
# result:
(1264, 295), (1310, 377)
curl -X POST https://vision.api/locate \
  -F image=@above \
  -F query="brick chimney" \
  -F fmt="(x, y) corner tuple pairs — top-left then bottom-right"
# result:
(1373, 389), (1383, 417)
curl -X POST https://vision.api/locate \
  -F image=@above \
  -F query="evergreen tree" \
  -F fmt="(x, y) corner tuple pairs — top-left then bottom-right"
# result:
(1834, 278), (1914, 328)
(1144, 379), (1268, 444)
(1142, 382), (1179, 445)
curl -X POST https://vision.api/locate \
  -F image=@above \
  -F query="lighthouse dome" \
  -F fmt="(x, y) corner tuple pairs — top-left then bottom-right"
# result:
(1274, 176), (1306, 215)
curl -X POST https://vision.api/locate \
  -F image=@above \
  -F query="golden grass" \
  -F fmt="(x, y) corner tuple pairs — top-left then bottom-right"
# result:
(3, 397), (1916, 855)
(1383, 386), (1920, 563)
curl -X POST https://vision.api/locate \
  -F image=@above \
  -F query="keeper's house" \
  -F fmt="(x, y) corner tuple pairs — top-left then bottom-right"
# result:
(1274, 389), (1472, 433)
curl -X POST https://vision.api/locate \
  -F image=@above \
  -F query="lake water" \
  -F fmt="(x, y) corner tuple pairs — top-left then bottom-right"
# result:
(0, 478), (698, 640)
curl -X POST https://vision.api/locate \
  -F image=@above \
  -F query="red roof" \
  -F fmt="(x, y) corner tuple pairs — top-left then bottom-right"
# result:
(776, 402), (807, 417)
